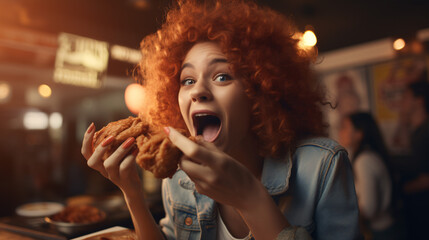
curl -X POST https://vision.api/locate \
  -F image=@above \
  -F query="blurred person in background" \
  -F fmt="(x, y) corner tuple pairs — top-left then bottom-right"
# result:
(400, 80), (429, 240)
(339, 112), (401, 240)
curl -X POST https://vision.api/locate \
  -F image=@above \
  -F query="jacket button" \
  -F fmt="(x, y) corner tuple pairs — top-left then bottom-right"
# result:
(185, 217), (193, 226)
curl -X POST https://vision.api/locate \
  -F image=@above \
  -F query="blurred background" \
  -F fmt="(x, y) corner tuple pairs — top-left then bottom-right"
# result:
(0, 0), (428, 239)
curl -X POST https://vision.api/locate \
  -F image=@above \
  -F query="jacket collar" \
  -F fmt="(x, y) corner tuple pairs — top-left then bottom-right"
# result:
(178, 154), (292, 196)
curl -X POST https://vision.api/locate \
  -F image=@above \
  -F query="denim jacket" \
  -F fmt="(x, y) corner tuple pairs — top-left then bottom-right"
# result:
(160, 137), (361, 240)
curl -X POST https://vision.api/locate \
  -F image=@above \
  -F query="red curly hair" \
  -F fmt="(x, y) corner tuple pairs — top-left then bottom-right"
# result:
(137, 0), (326, 158)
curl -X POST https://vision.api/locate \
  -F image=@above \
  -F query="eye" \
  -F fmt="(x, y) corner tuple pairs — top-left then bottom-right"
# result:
(181, 79), (195, 86)
(214, 74), (232, 82)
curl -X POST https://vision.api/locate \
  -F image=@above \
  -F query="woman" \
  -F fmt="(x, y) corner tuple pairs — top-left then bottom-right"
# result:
(339, 112), (397, 240)
(82, 1), (360, 239)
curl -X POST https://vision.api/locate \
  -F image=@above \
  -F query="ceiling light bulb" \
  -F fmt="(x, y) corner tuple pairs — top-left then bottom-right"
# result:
(302, 30), (317, 47)
(393, 38), (405, 51)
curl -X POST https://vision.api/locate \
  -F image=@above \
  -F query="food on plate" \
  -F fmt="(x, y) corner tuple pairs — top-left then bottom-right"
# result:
(93, 116), (192, 178)
(50, 205), (105, 224)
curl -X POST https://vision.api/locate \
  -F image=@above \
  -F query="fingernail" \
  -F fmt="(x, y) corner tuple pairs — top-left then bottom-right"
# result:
(132, 148), (139, 156)
(87, 122), (95, 133)
(122, 137), (135, 149)
(163, 126), (170, 135)
(101, 136), (115, 147)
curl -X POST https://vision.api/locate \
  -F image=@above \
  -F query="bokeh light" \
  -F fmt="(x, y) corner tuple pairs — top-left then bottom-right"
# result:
(23, 111), (49, 130)
(49, 112), (63, 129)
(38, 84), (52, 98)
(125, 83), (146, 115)
(393, 38), (406, 51)
(302, 30), (317, 47)
(0, 82), (11, 102)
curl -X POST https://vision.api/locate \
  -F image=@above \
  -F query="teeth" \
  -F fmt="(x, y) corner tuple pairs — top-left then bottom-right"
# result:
(195, 113), (210, 117)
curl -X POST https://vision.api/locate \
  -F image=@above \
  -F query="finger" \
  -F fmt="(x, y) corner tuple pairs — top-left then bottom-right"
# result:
(193, 180), (210, 195)
(119, 153), (137, 174)
(166, 127), (215, 165)
(179, 152), (203, 164)
(103, 137), (136, 177)
(87, 154), (108, 178)
(194, 136), (218, 151)
(81, 122), (95, 159)
(180, 158), (211, 180)
(87, 136), (114, 177)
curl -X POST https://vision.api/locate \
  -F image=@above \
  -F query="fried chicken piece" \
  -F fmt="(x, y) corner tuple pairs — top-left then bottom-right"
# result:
(92, 117), (149, 161)
(135, 129), (191, 178)
(92, 117), (191, 178)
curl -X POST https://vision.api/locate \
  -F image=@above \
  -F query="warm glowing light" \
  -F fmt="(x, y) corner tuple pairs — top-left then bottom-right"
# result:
(302, 30), (317, 47)
(132, 0), (150, 9)
(0, 82), (11, 101)
(49, 112), (63, 129)
(393, 38), (405, 51)
(125, 83), (146, 114)
(23, 111), (49, 130)
(38, 84), (52, 98)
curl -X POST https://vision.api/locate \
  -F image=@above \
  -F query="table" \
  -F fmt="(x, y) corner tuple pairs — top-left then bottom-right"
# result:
(0, 193), (164, 239)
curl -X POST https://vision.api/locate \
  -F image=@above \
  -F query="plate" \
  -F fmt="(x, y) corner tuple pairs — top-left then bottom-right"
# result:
(44, 205), (106, 236)
(71, 226), (134, 240)
(16, 202), (64, 217)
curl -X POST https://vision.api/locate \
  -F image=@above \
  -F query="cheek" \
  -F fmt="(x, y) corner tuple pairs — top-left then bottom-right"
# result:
(177, 91), (185, 114)
(227, 94), (252, 131)
(178, 91), (191, 127)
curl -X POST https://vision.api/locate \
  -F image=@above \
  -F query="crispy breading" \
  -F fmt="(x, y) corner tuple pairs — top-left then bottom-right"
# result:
(136, 130), (189, 178)
(92, 117), (149, 161)
(92, 117), (191, 178)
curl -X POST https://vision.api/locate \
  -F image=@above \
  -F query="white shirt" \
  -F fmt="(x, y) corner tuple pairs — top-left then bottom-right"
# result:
(353, 150), (394, 230)
(217, 213), (251, 240)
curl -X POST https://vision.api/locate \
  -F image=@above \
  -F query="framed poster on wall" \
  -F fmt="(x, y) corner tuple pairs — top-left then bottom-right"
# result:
(370, 56), (428, 154)
(322, 68), (370, 141)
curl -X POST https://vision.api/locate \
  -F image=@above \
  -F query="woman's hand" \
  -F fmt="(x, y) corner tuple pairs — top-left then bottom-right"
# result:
(81, 123), (142, 195)
(165, 126), (261, 210)
(166, 127), (290, 240)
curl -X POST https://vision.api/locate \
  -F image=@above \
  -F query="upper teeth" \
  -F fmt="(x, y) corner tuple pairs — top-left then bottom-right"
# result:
(195, 113), (210, 117)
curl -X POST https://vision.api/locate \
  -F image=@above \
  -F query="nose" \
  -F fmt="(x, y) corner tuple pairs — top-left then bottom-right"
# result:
(190, 80), (212, 102)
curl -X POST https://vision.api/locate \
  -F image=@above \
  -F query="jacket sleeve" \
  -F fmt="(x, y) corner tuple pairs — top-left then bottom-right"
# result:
(159, 179), (176, 240)
(314, 149), (361, 240)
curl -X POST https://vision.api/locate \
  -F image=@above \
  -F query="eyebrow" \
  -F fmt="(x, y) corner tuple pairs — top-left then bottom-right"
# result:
(180, 58), (228, 71)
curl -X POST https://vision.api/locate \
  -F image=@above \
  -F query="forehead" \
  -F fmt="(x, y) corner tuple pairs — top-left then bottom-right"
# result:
(182, 42), (226, 64)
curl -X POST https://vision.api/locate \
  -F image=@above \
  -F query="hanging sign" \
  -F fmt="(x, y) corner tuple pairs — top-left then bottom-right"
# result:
(54, 33), (109, 88)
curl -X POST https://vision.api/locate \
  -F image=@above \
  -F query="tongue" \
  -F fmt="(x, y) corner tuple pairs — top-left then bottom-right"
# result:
(202, 124), (220, 142)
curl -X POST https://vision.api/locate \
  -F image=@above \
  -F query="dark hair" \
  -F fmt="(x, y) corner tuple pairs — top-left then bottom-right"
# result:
(408, 80), (429, 114)
(348, 112), (389, 164)
(348, 112), (400, 212)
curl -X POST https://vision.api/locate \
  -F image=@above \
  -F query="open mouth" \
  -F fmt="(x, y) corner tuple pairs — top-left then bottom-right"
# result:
(192, 113), (222, 142)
